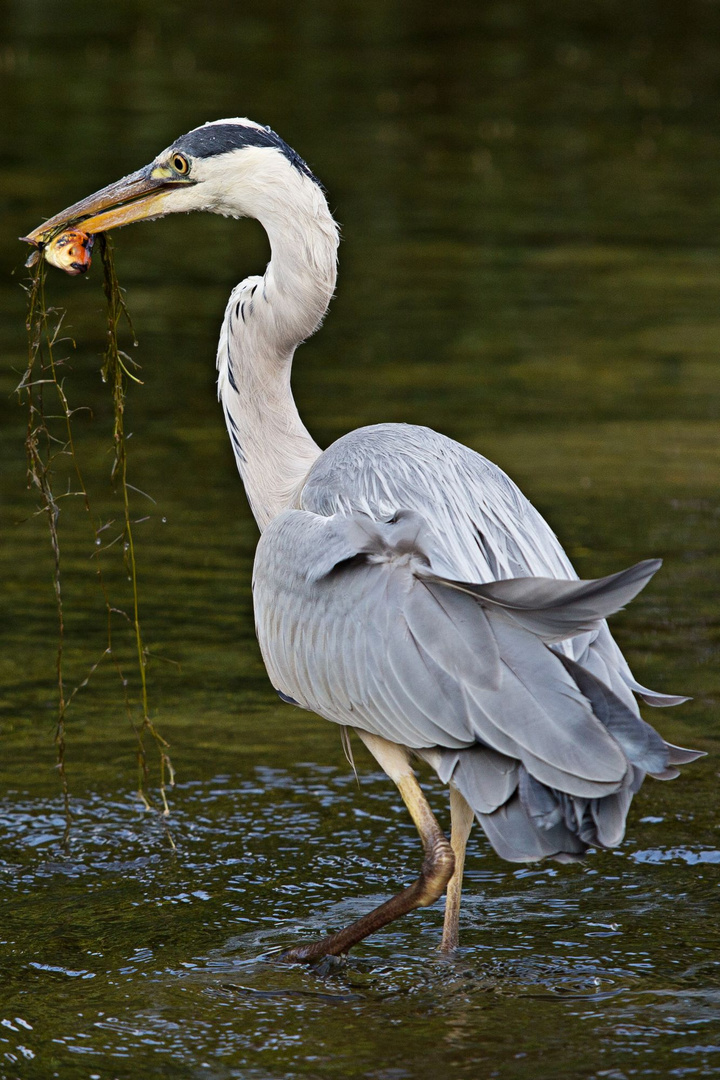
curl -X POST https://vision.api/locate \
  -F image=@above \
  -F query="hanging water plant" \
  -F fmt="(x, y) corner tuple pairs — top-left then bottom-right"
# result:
(19, 228), (173, 821)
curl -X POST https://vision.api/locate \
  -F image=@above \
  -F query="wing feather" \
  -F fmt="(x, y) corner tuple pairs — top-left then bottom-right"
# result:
(299, 424), (574, 582)
(254, 508), (662, 802)
(254, 498), (701, 862)
(404, 580), (501, 690)
(298, 424), (686, 714)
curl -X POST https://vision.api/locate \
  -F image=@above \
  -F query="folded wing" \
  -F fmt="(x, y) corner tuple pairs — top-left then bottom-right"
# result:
(254, 507), (702, 861)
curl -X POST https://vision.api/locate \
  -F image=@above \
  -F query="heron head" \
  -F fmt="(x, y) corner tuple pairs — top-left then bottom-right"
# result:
(22, 118), (321, 249)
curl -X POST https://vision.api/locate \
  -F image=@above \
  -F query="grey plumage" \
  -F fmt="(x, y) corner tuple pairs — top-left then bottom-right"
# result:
(254, 427), (702, 861)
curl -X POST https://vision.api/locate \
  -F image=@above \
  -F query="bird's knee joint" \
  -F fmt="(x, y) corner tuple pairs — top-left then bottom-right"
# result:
(417, 836), (455, 907)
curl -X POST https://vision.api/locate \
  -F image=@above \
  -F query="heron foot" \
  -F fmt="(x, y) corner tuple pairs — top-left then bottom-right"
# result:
(275, 834), (455, 965)
(277, 945), (347, 972)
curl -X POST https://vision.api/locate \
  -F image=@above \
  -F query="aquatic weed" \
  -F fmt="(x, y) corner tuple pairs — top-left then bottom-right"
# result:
(17, 237), (174, 834)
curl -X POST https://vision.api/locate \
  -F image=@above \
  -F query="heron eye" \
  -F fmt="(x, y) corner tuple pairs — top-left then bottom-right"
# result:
(172, 153), (190, 175)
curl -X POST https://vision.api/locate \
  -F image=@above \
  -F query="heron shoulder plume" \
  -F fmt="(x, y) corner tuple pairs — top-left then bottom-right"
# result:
(24, 118), (703, 963)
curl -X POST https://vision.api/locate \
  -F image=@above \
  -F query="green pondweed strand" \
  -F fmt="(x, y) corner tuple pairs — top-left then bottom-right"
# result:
(18, 234), (174, 829)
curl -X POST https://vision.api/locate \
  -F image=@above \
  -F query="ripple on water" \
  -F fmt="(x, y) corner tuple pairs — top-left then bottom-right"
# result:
(0, 767), (718, 1077)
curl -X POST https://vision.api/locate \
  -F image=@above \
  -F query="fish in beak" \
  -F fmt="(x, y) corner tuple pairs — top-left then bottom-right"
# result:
(40, 229), (95, 275)
(20, 162), (190, 271)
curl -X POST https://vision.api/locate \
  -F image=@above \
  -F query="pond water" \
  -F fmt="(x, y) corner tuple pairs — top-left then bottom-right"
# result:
(1, 2), (718, 1077)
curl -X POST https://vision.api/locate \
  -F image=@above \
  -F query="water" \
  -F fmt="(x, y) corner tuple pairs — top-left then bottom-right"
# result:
(1, 1), (719, 1077)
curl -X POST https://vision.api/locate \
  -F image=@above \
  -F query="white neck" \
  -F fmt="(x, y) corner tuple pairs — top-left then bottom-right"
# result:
(215, 151), (339, 531)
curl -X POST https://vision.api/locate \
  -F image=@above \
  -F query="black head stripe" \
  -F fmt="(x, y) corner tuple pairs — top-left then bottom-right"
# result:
(172, 123), (320, 185)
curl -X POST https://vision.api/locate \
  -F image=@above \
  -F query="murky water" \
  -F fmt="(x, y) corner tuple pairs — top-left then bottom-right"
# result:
(1, 2), (718, 1077)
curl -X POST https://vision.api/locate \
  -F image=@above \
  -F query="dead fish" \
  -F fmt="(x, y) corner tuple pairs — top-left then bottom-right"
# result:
(44, 229), (94, 275)
(22, 229), (94, 275)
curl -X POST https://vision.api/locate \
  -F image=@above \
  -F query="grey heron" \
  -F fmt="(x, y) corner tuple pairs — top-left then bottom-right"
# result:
(25, 119), (702, 962)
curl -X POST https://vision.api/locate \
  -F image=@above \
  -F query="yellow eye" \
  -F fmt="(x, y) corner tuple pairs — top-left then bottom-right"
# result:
(172, 153), (190, 175)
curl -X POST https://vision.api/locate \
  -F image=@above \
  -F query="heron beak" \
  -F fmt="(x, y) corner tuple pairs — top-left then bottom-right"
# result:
(21, 164), (189, 249)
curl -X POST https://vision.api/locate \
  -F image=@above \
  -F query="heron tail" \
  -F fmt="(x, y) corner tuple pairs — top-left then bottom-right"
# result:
(431, 647), (703, 863)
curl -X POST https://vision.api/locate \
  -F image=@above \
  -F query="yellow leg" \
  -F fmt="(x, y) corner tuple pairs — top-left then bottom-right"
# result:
(440, 785), (474, 952)
(281, 732), (455, 963)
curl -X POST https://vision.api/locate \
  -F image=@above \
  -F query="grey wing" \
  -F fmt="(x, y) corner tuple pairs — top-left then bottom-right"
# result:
(298, 422), (687, 711)
(299, 423), (576, 582)
(253, 507), (700, 860)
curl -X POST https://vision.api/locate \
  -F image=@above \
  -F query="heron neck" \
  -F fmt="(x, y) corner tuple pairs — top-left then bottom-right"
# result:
(217, 177), (338, 531)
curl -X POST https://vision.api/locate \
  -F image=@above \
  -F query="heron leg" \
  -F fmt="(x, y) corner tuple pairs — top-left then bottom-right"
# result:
(440, 786), (474, 952)
(280, 732), (455, 964)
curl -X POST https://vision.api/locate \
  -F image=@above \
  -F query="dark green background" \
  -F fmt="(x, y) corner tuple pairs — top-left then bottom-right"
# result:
(1, 2), (718, 1077)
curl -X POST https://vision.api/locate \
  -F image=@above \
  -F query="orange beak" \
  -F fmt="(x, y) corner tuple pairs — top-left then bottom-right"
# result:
(20, 164), (190, 254)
